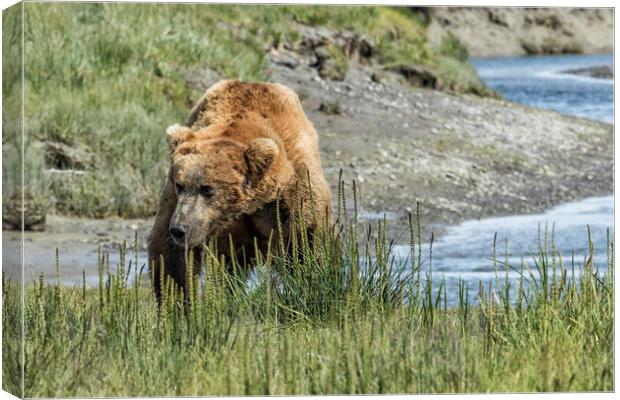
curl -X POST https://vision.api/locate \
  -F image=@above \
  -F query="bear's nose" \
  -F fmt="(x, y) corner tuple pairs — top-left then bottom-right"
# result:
(169, 224), (187, 242)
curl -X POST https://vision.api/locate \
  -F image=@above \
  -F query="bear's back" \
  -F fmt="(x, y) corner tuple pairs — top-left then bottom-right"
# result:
(187, 80), (303, 129)
(186, 80), (322, 173)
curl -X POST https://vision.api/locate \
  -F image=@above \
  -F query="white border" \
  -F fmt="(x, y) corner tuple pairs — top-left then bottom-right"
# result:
(0, 1), (616, 400)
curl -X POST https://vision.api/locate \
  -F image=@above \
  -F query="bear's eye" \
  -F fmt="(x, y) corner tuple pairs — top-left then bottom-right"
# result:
(175, 183), (184, 193)
(199, 185), (214, 197)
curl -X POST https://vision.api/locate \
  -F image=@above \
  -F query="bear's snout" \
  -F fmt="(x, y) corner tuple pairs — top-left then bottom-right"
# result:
(169, 224), (187, 244)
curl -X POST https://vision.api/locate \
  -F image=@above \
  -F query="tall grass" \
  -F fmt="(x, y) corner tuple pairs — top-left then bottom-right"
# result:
(2, 183), (613, 396)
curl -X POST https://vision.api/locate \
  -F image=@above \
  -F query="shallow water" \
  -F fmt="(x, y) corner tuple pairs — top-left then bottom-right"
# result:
(392, 196), (613, 305)
(471, 53), (613, 123)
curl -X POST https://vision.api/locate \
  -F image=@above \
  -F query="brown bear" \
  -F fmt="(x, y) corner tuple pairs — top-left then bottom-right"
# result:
(147, 80), (333, 297)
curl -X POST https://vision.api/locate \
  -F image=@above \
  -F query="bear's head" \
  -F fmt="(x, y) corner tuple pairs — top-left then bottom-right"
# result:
(165, 124), (283, 247)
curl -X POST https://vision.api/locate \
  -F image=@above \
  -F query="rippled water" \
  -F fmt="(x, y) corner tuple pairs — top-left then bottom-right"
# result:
(392, 196), (613, 304)
(471, 53), (613, 123)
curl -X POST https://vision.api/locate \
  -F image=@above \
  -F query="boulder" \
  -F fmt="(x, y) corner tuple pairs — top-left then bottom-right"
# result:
(387, 64), (443, 90)
(2, 192), (46, 231)
(39, 140), (96, 170)
(268, 48), (300, 69)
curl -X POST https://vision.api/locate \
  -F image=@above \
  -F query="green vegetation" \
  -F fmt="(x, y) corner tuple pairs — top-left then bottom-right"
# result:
(435, 56), (496, 97)
(2, 3), (490, 219)
(439, 32), (469, 62)
(318, 100), (343, 115)
(2, 6), (27, 214)
(3, 192), (614, 396)
(320, 44), (348, 81)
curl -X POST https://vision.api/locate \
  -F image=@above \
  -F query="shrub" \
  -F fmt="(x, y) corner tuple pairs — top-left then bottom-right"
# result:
(439, 32), (469, 62)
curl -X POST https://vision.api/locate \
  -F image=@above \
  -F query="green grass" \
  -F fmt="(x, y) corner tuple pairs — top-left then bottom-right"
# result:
(2, 3), (491, 219)
(439, 31), (469, 62)
(2, 193), (614, 397)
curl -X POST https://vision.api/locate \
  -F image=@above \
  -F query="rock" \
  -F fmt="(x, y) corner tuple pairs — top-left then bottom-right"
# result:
(318, 101), (343, 115)
(315, 44), (348, 81)
(487, 9), (509, 27)
(297, 26), (333, 51)
(284, 26), (377, 81)
(335, 30), (375, 65)
(426, 8), (612, 57)
(269, 48), (300, 69)
(534, 14), (563, 30)
(520, 36), (583, 55)
(184, 66), (220, 93)
(370, 71), (383, 83)
(39, 140), (96, 170)
(387, 64), (443, 90)
(563, 65), (613, 80)
(2, 192), (46, 231)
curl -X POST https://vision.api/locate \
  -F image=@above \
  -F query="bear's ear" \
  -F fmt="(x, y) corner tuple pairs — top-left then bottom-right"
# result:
(244, 138), (279, 185)
(166, 124), (193, 153)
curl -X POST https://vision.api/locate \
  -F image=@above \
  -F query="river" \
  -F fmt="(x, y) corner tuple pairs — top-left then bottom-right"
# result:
(471, 53), (613, 123)
(411, 54), (614, 304)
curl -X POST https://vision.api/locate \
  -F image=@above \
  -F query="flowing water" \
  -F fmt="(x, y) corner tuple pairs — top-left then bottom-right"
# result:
(393, 195), (613, 305)
(414, 54), (614, 303)
(471, 53), (613, 122)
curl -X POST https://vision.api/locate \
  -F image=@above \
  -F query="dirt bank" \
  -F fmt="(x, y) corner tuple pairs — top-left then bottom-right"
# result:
(424, 7), (613, 58)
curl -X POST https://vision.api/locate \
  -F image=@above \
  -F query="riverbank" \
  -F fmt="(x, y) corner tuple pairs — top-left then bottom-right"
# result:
(268, 59), (612, 233)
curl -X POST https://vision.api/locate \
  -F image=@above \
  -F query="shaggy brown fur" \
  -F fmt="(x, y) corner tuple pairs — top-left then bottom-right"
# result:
(148, 80), (333, 296)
